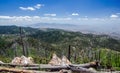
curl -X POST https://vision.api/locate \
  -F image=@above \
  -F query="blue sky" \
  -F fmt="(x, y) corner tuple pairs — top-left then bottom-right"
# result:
(0, 0), (120, 26)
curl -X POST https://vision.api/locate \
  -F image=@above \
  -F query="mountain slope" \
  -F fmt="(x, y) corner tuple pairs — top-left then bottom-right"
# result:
(0, 25), (120, 51)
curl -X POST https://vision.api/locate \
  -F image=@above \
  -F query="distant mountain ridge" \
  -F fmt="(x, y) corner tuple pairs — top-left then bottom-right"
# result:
(29, 23), (120, 38)
(0, 25), (120, 39)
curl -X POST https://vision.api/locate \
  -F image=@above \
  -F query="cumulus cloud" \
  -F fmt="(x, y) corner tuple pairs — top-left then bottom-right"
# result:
(110, 14), (119, 18)
(72, 13), (79, 16)
(19, 7), (35, 11)
(19, 4), (44, 11)
(44, 14), (56, 16)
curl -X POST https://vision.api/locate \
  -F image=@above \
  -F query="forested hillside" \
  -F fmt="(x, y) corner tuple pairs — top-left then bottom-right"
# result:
(0, 26), (120, 70)
(0, 26), (38, 34)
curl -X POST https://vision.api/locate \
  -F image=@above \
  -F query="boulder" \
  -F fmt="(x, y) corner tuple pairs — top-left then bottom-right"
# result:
(11, 57), (21, 64)
(11, 56), (34, 65)
(49, 53), (61, 65)
(61, 56), (71, 66)
(20, 56), (30, 65)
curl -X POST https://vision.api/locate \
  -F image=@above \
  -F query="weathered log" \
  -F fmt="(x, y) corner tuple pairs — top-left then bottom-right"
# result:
(0, 61), (100, 70)
(0, 62), (99, 73)
(22, 64), (68, 70)
(0, 67), (34, 73)
(69, 66), (96, 73)
(70, 61), (100, 68)
(22, 62), (99, 70)
(0, 67), (60, 73)
(0, 63), (40, 67)
(0, 63), (68, 68)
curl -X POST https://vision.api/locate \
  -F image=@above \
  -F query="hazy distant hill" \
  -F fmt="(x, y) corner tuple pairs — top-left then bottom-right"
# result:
(30, 23), (120, 38)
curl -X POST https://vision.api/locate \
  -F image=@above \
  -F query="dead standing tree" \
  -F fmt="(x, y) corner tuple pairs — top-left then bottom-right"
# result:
(19, 27), (28, 57)
(68, 45), (71, 61)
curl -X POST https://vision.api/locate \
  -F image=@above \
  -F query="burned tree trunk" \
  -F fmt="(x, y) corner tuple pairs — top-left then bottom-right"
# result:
(68, 45), (71, 61)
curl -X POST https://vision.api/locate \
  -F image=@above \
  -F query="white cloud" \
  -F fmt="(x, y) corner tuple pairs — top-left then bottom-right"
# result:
(33, 16), (40, 19)
(0, 15), (73, 25)
(0, 16), (11, 19)
(110, 14), (119, 18)
(72, 13), (79, 16)
(0, 15), (120, 26)
(51, 17), (72, 20)
(19, 7), (35, 11)
(19, 4), (44, 11)
(34, 4), (43, 9)
(44, 14), (56, 16)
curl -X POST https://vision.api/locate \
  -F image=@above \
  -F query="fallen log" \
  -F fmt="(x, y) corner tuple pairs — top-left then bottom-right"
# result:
(0, 67), (60, 73)
(69, 66), (96, 73)
(21, 62), (99, 71)
(0, 63), (68, 69)
(0, 61), (100, 70)
(70, 61), (100, 68)
(22, 64), (68, 70)
(0, 63), (39, 67)
(0, 67), (35, 73)
(0, 62), (99, 73)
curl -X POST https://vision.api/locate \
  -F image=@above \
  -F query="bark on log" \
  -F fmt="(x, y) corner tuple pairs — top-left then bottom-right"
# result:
(69, 66), (96, 73)
(70, 61), (100, 68)
(22, 64), (68, 70)
(70, 63), (96, 68)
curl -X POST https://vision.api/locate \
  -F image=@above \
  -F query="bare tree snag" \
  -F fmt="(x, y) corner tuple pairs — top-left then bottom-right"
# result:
(68, 45), (71, 61)
(20, 27), (26, 56)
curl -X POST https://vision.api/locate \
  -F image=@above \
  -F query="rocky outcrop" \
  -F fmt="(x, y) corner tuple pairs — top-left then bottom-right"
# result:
(49, 53), (62, 65)
(11, 56), (34, 65)
(49, 53), (71, 66)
